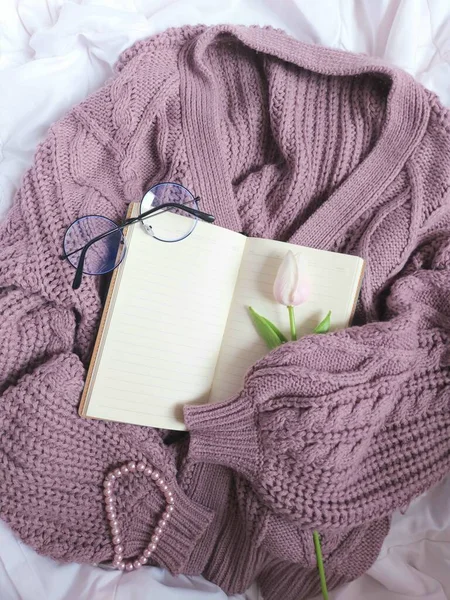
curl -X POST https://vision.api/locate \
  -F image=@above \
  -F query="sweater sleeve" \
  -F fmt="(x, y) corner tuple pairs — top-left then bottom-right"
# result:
(185, 228), (450, 529)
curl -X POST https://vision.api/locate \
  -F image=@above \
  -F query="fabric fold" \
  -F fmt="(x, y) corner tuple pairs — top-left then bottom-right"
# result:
(184, 393), (260, 480)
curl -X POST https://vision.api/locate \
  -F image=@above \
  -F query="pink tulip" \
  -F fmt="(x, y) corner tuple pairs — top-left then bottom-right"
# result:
(273, 250), (311, 307)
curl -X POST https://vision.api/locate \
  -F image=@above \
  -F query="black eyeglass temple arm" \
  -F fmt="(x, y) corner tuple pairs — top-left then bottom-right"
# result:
(62, 201), (214, 261)
(128, 200), (214, 225)
(69, 201), (214, 289)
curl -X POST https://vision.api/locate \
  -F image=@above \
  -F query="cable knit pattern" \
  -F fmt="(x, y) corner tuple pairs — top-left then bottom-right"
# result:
(1, 24), (450, 600)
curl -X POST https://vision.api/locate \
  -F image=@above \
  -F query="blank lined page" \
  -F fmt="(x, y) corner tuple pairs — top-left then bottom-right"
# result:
(209, 237), (364, 403)
(84, 206), (245, 430)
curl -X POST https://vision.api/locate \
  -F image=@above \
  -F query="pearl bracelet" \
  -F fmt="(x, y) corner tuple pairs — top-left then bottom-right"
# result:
(103, 460), (175, 571)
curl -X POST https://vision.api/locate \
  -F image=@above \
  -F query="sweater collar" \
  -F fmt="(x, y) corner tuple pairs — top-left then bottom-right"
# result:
(179, 25), (429, 249)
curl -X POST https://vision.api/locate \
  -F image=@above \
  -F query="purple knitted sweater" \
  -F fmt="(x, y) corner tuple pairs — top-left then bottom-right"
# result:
(1, 24), (450, 600)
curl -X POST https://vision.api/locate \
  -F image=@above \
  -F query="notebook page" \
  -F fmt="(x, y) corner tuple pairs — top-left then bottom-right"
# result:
(85, 207), (246, 430)
(209, 237), (364, 403)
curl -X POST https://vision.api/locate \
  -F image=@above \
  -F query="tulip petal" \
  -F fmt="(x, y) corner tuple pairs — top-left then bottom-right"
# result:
(273, 251), (311, 307)
(273, 251), (298, 306)
(290, 253), (311, 305)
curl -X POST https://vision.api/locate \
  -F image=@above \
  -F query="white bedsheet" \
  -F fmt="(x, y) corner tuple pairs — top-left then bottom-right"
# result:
(0, 1), (449, 599)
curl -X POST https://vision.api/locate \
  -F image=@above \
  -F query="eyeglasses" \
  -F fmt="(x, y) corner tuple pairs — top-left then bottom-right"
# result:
(61, 182), (215, 290)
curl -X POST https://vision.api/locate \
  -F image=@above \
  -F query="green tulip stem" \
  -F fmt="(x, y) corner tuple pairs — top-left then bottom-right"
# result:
(313, 530), (329, 600)
(287, 305), (297, 341)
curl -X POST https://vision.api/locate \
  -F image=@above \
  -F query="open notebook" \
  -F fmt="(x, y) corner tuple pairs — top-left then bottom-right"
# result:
(80, 203), (364, 430)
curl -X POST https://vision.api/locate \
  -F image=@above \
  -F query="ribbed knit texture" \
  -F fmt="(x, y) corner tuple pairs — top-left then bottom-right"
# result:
(1, 24), (450, 600)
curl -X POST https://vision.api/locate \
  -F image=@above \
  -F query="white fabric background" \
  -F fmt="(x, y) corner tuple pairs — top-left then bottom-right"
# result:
(0, 1), (449, 599)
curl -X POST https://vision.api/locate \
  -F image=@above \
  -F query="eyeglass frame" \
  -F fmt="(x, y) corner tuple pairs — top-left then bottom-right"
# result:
(61, 199), (215, 290)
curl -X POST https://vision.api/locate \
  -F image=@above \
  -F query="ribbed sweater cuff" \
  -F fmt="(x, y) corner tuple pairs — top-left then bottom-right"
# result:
(184, 393), (261, 480)
(123, 479), (214, 575)
(153, 485), (214, 574)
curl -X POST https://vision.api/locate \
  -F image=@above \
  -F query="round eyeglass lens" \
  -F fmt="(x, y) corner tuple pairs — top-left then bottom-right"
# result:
(139, 182), (199, 242)
(63, 215), (125, 275)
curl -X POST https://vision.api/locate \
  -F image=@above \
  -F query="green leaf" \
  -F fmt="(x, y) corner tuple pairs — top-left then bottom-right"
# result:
(258, 314), (288, 344)
(248, 307), (286, 349)
(314, 310), (331, 334)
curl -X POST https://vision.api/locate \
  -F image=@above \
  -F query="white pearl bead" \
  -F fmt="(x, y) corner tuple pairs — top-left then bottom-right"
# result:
(158, 478), (165, 487)
(140, 557), (148, 565)
(113, 468), (122, 478)
(161, 484), (169, 492)
(115, 545), (124, 554)
(162, 511), (170, 520)
(104, 480), (113, 489)
(128, 461), (136, 472)
(133, 560), (142, 569)
(114, 554), (123, 563)
(151, 470), (160, 481)
(144, 466), (153, 476)
(158, 518), (167, 528)
(151, 534), (159, 544)
(167, 505), (174, 513)
(104, 488), (113, 497)
(167, 497), (174, 505)
(136, 462), (146, 472)
(143, 548), (152, 558)
(148, 543), (157, 552)
(105, 504), (115, 514)
(112, 535), (121, 545)
(107, 473), (115, 482)
(118, 561), (126, 571)
(111, 526), (120, 537)
(125, 562), (134, 572)
(121, 466), (129, 475)
(154, 527), (162, 536)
